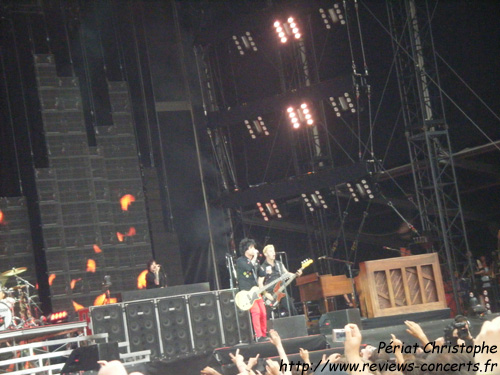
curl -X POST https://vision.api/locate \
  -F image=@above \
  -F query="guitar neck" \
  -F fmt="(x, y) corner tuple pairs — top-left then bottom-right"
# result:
(256, 271), (289, 295)
(277, 273), (297, 292)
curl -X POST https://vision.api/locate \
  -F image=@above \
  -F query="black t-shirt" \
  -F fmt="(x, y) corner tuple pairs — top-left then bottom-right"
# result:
(236, 256), (265, 291)
(146, 271), (166, 289)
(261, 260), (286, 285)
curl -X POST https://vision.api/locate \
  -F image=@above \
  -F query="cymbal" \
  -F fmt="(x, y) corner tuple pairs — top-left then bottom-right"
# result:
(12, 285), (27, 290)
(1, 267), (27, 277)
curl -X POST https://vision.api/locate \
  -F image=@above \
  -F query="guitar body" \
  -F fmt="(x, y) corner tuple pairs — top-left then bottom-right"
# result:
(235, 287), (261, 311)
(265, 281), (287, 308)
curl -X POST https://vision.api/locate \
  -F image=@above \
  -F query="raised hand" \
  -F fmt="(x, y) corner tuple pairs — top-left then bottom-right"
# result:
(474, 316), (500, 375)
(229, 348), (245, 365)
(269, 329), (282, 347)
(299, 347), (310, 364)
(265, 359), (280, 375)
(404, 320), (429, 345)
(247, 353), (260, 370)
(200, 366), (222, 375)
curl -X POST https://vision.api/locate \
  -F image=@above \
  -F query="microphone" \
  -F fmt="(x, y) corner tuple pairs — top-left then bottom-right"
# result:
(383, 246), (399, 252)
(317, 255), (327, 260)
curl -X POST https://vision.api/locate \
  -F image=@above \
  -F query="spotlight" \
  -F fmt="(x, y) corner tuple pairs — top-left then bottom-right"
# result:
(257, 199), (282, 221)
(244, 116), (269, 139)
(319, 4), (345, 30)
(287, 103), (315, 128)
(274, 17), (301, 43)
(345, 179), (375, 202)
(329, 93), (356, 117)
(232, 31), (258, 55)
(49, 311), (69, 324)
(302, 191), (328, 212)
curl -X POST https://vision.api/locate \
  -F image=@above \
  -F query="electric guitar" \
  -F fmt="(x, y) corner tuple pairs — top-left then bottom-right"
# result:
(235, 258), (313, 311)
(263, 259), (313, 307)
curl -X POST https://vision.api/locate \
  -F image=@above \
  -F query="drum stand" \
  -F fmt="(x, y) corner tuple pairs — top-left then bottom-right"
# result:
(13, 275), (41, 327)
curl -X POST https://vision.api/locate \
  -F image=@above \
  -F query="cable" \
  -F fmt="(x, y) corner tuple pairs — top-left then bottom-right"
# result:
(381, 108), (403, 165)
(360, 0), (500, 154)
(343, 0), (359, 76)
(354, 0), (369, 76)
(110, 1), (125, 81)
(1, 46), (23, 195)
(436, 52), (500, 123)
(129, 2), (154, 166)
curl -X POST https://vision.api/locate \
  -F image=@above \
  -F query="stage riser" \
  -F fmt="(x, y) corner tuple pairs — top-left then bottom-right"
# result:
(267, 315), (308, 339)
(90, 289), (252, 361)
(319, 309), (362, 335)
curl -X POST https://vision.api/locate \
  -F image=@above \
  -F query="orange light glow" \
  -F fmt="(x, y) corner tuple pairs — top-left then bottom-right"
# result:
(94, 293), (106, 306)
(93, 293), (117, 306)
(117, 227), (136, 242)
(116, 232), (124, 242)
(0, 210), (4, 224)
(120, 194), (136, 211)
(72, 300), (85, 312)
(48, 274), (56, 286)
(137, 270), (148, 289)
(86, 259), (96, 273)
(70, 278), (82, 289)
(93, 244), (102, 253)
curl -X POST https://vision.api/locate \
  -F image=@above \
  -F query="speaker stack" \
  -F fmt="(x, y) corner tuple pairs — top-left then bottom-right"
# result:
(319, 308), (362, 336)
(89, 289), (252, 361)
(125, 300), (161, 358)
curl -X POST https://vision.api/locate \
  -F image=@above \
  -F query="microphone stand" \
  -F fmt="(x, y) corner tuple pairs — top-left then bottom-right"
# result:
(225, 254), (243, 344)
(160, 268), (168, 287)
(277, 252), (293, 317)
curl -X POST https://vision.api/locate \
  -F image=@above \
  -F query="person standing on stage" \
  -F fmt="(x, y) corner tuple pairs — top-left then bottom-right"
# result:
(258, 244), (302, 317)
(145, 259), (167, 289)
(236, 238), (268, 342)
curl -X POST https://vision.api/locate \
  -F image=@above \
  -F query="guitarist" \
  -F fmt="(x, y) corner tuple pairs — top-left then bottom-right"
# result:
(259, 244), (302, 318)
(236, 238), (268, 342)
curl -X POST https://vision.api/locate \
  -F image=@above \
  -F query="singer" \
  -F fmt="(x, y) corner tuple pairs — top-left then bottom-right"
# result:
(235, 238), (268, 342)
(145, 259), (167, 289)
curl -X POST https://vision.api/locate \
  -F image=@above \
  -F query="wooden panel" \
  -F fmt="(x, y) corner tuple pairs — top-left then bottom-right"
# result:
(297, 274), (353, 302)
(357, 253), (446, 318)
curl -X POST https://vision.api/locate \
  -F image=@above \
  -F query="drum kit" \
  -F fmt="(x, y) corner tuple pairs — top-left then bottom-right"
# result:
(0, 267), (41, 330)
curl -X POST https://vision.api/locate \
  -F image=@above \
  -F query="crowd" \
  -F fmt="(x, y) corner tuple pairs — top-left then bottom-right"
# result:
(95, 314), (500, 375)
(94, 315), (500, 375)
(195, 316), (500, 375)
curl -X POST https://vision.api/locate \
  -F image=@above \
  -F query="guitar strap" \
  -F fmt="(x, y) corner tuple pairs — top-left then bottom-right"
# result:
(276, 260), (283, 276)
(252, 261), (260, 284)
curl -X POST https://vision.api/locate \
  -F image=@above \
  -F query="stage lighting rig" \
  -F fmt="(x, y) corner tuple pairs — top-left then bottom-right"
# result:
(232, 32), (258, 55)
(319, 4), (345, 29)
(301, 191), (328, 212)
(257, 200), (282, 221)
(329, 93), (356, 117)
(287, 103), (314, 129)
(244, 117), (269, 139)
(274, 17), (301, 43)
(346, 179), (375, 203)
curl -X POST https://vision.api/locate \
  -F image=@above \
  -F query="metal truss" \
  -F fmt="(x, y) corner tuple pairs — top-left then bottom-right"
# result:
(387, 0), (474, 308)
